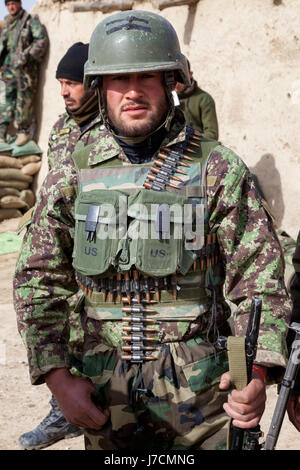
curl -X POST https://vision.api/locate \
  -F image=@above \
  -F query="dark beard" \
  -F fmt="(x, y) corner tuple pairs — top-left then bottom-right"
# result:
(103, 94), (169, 138)
(108, 113), (166, 137)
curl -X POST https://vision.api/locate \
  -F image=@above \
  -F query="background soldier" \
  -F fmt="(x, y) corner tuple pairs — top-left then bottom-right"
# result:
(0, 0), (48, 145)
(14, 11), (291, 450)
(287, 231), (300, 432)
(175, 59), (219, 140)
(47, 41), (100, 170)
(18, 42), (101, 451)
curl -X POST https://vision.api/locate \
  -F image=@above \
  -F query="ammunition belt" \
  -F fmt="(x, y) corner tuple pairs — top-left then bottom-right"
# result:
(77, 271), (179, 303)
(79, 128), (221, 364)
(141, 126), (202, 193)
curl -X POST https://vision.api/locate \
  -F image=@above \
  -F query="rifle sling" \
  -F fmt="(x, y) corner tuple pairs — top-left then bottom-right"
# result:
(227, 336), (248, 391)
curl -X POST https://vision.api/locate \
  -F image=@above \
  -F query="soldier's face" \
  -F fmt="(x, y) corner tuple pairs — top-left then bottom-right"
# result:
(6, 1), (22, 15)
(58, 78), (91, 112)
(102, 72), (169, 137)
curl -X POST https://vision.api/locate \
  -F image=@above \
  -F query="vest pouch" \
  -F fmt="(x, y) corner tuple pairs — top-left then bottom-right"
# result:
(126, 189), (196, 277)
(73, 189), (127, 276)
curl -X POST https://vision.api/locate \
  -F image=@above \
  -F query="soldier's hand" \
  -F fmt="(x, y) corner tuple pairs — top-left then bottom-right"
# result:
(45, 367), (110, 430)
(219, 370), (266, 428)
(287, 395), (300, 432)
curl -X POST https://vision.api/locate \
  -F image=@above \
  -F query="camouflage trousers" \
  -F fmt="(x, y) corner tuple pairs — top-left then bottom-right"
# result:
(80, 317), (231, 451)
(0, 67), (38, 137)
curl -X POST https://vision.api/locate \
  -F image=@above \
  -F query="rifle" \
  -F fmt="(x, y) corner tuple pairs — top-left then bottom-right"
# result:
(264, 322), (300, 450)
(229, 296), (263, 450)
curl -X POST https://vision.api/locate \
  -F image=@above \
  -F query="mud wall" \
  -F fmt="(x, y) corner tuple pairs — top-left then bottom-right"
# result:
(33, 0), (300, 239)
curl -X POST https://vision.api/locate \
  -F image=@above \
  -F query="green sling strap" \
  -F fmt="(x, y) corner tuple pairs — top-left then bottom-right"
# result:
(227, 335), (248, 391)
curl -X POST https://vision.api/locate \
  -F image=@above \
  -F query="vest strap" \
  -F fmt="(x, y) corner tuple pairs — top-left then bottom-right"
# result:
(16, 206), (34, 234)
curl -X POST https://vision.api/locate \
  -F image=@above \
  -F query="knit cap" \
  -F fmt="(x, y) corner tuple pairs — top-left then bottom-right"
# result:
(56, 42), (89, 83)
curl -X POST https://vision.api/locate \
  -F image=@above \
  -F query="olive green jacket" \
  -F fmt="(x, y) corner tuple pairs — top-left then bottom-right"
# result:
(178, 80), (219, 140)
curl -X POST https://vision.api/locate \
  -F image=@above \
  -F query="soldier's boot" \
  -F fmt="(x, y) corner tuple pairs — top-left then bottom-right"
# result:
(18, 395), (83, 450)
(15, 131), (30, 146)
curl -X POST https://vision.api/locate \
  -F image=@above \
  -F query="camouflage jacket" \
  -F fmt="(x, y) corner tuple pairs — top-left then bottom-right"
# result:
(0, 9), (48, 73)
(178, 80), (219, 140)
(47, 111), (101, 170)
(13, 117), (291, 385)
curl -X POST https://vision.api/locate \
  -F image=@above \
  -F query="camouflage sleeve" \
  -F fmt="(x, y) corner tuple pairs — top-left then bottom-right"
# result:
(207, 146), (291, 381)
(47, 115), (67, 171)
(27, 15), (48, 62)
(13, 163), (78, 385)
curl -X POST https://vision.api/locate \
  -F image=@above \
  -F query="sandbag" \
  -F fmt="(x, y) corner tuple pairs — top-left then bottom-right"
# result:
(21, 161), (41, 175)
(0, 195), (28, 209)
(20, 189), (35, 208)
(11, 140), (43, 157)
(0, 208), (22, 221)
(0, 179), (29, 190)
(0, 168), (33, 182)
(0, 142), (13, 153)
(0, 155), (22, 169)
(18, 154), (41, 165)
(0, 187), (20, 198)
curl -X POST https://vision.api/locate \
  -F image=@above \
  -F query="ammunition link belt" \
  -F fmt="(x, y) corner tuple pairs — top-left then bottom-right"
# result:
(142, 125), (201, 192)
(79, 127), (220, 364)
(77, 271), (178, 303)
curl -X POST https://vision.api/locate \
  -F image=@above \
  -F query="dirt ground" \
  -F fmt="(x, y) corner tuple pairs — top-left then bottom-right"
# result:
(0, 217), (299, 451)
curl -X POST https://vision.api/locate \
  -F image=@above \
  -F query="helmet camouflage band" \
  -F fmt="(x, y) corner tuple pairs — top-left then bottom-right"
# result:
(84, 10), (190, 89)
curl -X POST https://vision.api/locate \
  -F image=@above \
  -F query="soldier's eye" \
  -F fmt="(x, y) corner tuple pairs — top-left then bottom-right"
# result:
(113, 75), (128, 81)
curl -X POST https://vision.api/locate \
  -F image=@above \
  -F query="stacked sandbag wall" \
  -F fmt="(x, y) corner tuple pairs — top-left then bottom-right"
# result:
(0, 142), (42, 221)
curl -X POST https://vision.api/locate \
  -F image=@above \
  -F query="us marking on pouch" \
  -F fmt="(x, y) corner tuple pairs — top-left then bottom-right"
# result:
(84, 246), (98, 256)
(105, 16), (151, 35)
(150, 248), (167, 258)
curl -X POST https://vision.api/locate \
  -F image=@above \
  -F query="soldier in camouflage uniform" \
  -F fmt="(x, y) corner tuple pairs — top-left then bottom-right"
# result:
(175, 59), (218, 140)
(47, 42), (101, 171)
(18, 42), (101, 451)
(287, 231), (300, 432)
(0, 0), (48, 145)
(14, 11), (291, 450)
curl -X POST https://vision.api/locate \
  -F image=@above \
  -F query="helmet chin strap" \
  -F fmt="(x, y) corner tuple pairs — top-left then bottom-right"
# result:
(95, 71), (178, 145)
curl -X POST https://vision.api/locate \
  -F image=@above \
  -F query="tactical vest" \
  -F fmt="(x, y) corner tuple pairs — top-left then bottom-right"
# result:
(71, 126), (228, 363)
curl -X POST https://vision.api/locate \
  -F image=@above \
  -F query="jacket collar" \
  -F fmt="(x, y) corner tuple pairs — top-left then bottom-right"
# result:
(88, 108), (186, 167)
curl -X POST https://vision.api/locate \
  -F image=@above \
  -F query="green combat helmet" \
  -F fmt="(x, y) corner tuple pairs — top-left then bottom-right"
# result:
(84, 10), (190, 136)
(84, 10), (190, 87)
